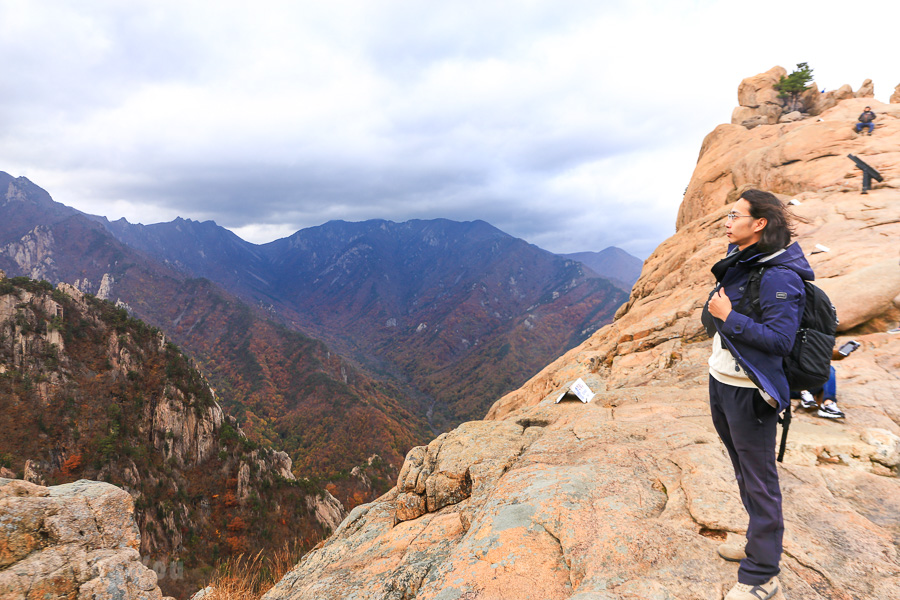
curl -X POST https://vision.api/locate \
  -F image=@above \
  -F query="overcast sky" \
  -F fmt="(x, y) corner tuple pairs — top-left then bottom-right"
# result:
(1, 1), (897, 258)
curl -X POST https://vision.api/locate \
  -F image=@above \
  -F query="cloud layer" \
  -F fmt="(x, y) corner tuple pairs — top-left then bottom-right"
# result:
(1, 0), (897, 257)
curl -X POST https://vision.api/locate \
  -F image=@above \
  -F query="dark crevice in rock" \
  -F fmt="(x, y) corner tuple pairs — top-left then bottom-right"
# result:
(650, 478), (669, 518)
(808, 153), (838, 162)
(860, 218), (900, 229)
(516, 417), (551, 429)
(698, 527), (727, 541)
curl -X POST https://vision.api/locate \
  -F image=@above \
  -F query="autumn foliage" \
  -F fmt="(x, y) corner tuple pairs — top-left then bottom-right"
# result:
(0, 278), (332, 598)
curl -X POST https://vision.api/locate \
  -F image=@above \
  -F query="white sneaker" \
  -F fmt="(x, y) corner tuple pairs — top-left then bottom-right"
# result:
(799, 390), (816, 409)
(725, 576), (780, 600)
(817, 400), (845, 419)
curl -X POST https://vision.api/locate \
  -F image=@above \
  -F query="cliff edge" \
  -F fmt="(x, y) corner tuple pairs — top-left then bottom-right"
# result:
(262, 70), (900, 600)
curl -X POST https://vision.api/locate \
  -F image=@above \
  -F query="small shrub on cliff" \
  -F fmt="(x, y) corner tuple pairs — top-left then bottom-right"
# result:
(774, 62), (813, 111)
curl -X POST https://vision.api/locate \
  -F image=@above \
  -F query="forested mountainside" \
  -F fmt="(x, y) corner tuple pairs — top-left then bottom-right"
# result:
(0, 275), (349, 597)
(101, 216), (629, 429)
(0, 172), (430, 486)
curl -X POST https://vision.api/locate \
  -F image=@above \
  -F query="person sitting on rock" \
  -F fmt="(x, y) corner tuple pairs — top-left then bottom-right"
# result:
(855, 106), (876, 135)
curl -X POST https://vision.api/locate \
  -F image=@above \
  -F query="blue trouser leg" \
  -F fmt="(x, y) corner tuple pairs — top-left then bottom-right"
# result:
(709, 376), (783, 585)
(809, 365), (837, 398)
(823, 366), (836, 400)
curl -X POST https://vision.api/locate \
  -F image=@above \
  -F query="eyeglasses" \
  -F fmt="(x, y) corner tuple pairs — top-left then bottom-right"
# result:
(726, 212), (753, 221)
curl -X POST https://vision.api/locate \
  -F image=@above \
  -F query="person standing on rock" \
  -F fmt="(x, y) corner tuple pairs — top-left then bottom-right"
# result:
(701, 189), (813, 600)
(856, 106), (876, 135)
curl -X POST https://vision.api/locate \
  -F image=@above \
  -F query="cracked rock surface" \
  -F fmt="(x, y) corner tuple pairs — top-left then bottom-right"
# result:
(263, 71), (900, 600)
(0, 478), (173, 600)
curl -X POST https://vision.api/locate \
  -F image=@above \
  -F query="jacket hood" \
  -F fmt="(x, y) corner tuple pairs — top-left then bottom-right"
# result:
(728, 241), (815, 281)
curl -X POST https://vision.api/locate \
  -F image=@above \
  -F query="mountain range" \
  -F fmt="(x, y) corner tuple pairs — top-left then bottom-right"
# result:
(0, 170), (636, 471)
(98, 214), (635, 429)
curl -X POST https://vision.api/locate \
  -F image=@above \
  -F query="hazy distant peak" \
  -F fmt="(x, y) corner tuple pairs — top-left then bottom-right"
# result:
(560, 247), (643, 292)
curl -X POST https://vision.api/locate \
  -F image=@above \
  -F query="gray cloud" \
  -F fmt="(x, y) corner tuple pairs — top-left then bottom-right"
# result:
(1, 0), (897, 260)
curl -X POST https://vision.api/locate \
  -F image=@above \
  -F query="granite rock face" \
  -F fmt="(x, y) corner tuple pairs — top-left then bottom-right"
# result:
(0, 478), (173, 600)
(262, 71), (900, 600)
(732, 66), (787, 126)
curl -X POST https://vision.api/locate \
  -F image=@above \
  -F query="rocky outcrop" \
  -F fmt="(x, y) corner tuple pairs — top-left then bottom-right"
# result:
(731, 66), (786, 126)
(891, 83), (900, 104)
(677, 96), (899, 228)
(304, 491), (346, 533)
(856, 78), (874, 98)
(263, 72), (900, 600)
(393, 421), (534, 522)
(1, 225), (57, 283)
(0, 478), (173, 600)
(731, 67), (886, 129)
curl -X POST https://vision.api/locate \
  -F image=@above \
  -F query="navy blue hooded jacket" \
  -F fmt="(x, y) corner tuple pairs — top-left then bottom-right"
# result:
(709, 242), (814, 412)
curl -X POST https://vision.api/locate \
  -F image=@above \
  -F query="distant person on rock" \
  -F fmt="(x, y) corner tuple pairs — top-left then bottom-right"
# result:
(701, 189), (812, 600)
(856, 106), (876, 135)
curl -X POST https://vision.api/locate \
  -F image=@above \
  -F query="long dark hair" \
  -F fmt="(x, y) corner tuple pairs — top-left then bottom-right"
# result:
(740, 189), (800, 253)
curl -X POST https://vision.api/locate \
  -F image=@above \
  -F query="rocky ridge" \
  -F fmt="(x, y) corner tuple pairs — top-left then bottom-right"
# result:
(262, 70), (900, 600)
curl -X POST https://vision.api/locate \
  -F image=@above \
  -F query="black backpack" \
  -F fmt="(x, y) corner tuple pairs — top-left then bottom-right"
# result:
(741, 266), (838, 462)
(741, 266), (838, 391)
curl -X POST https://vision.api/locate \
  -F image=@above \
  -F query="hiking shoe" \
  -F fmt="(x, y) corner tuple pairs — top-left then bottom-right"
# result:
(725, 576), (780, 600)
(799, 390), (817, 409)
(718, 542), (747, 562)
(818, 401), (845, 419)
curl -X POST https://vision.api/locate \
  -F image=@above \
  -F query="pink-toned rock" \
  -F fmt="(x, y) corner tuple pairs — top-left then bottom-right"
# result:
(394, 492), (427, 522)
(833, 83), (855, 101)
(816, 259), (900, 331)
(892, 83), (900, 104)
(732, 66), (786, 125)
(778, 110), (803, 123)
(677, 97), (900, 228)
(856, 78), (874, 98)
(737, 65), (786, 108)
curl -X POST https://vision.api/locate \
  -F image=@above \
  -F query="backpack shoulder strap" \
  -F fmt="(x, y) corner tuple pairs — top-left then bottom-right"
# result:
(777, 405), (791, 463)
(737, 265), (767, 317)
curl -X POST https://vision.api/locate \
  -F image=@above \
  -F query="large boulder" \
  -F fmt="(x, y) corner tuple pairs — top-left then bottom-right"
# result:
(0, 478), (173, 600)
(833, 83), (855, 101)
(816, 259), (900, 331)
(856, 78), (875, 98)
(732, 66), (786, 126)
(891, 83), (900, 104)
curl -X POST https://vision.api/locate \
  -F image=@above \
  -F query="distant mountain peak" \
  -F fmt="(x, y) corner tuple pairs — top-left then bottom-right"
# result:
(561, 246), (643, 291)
